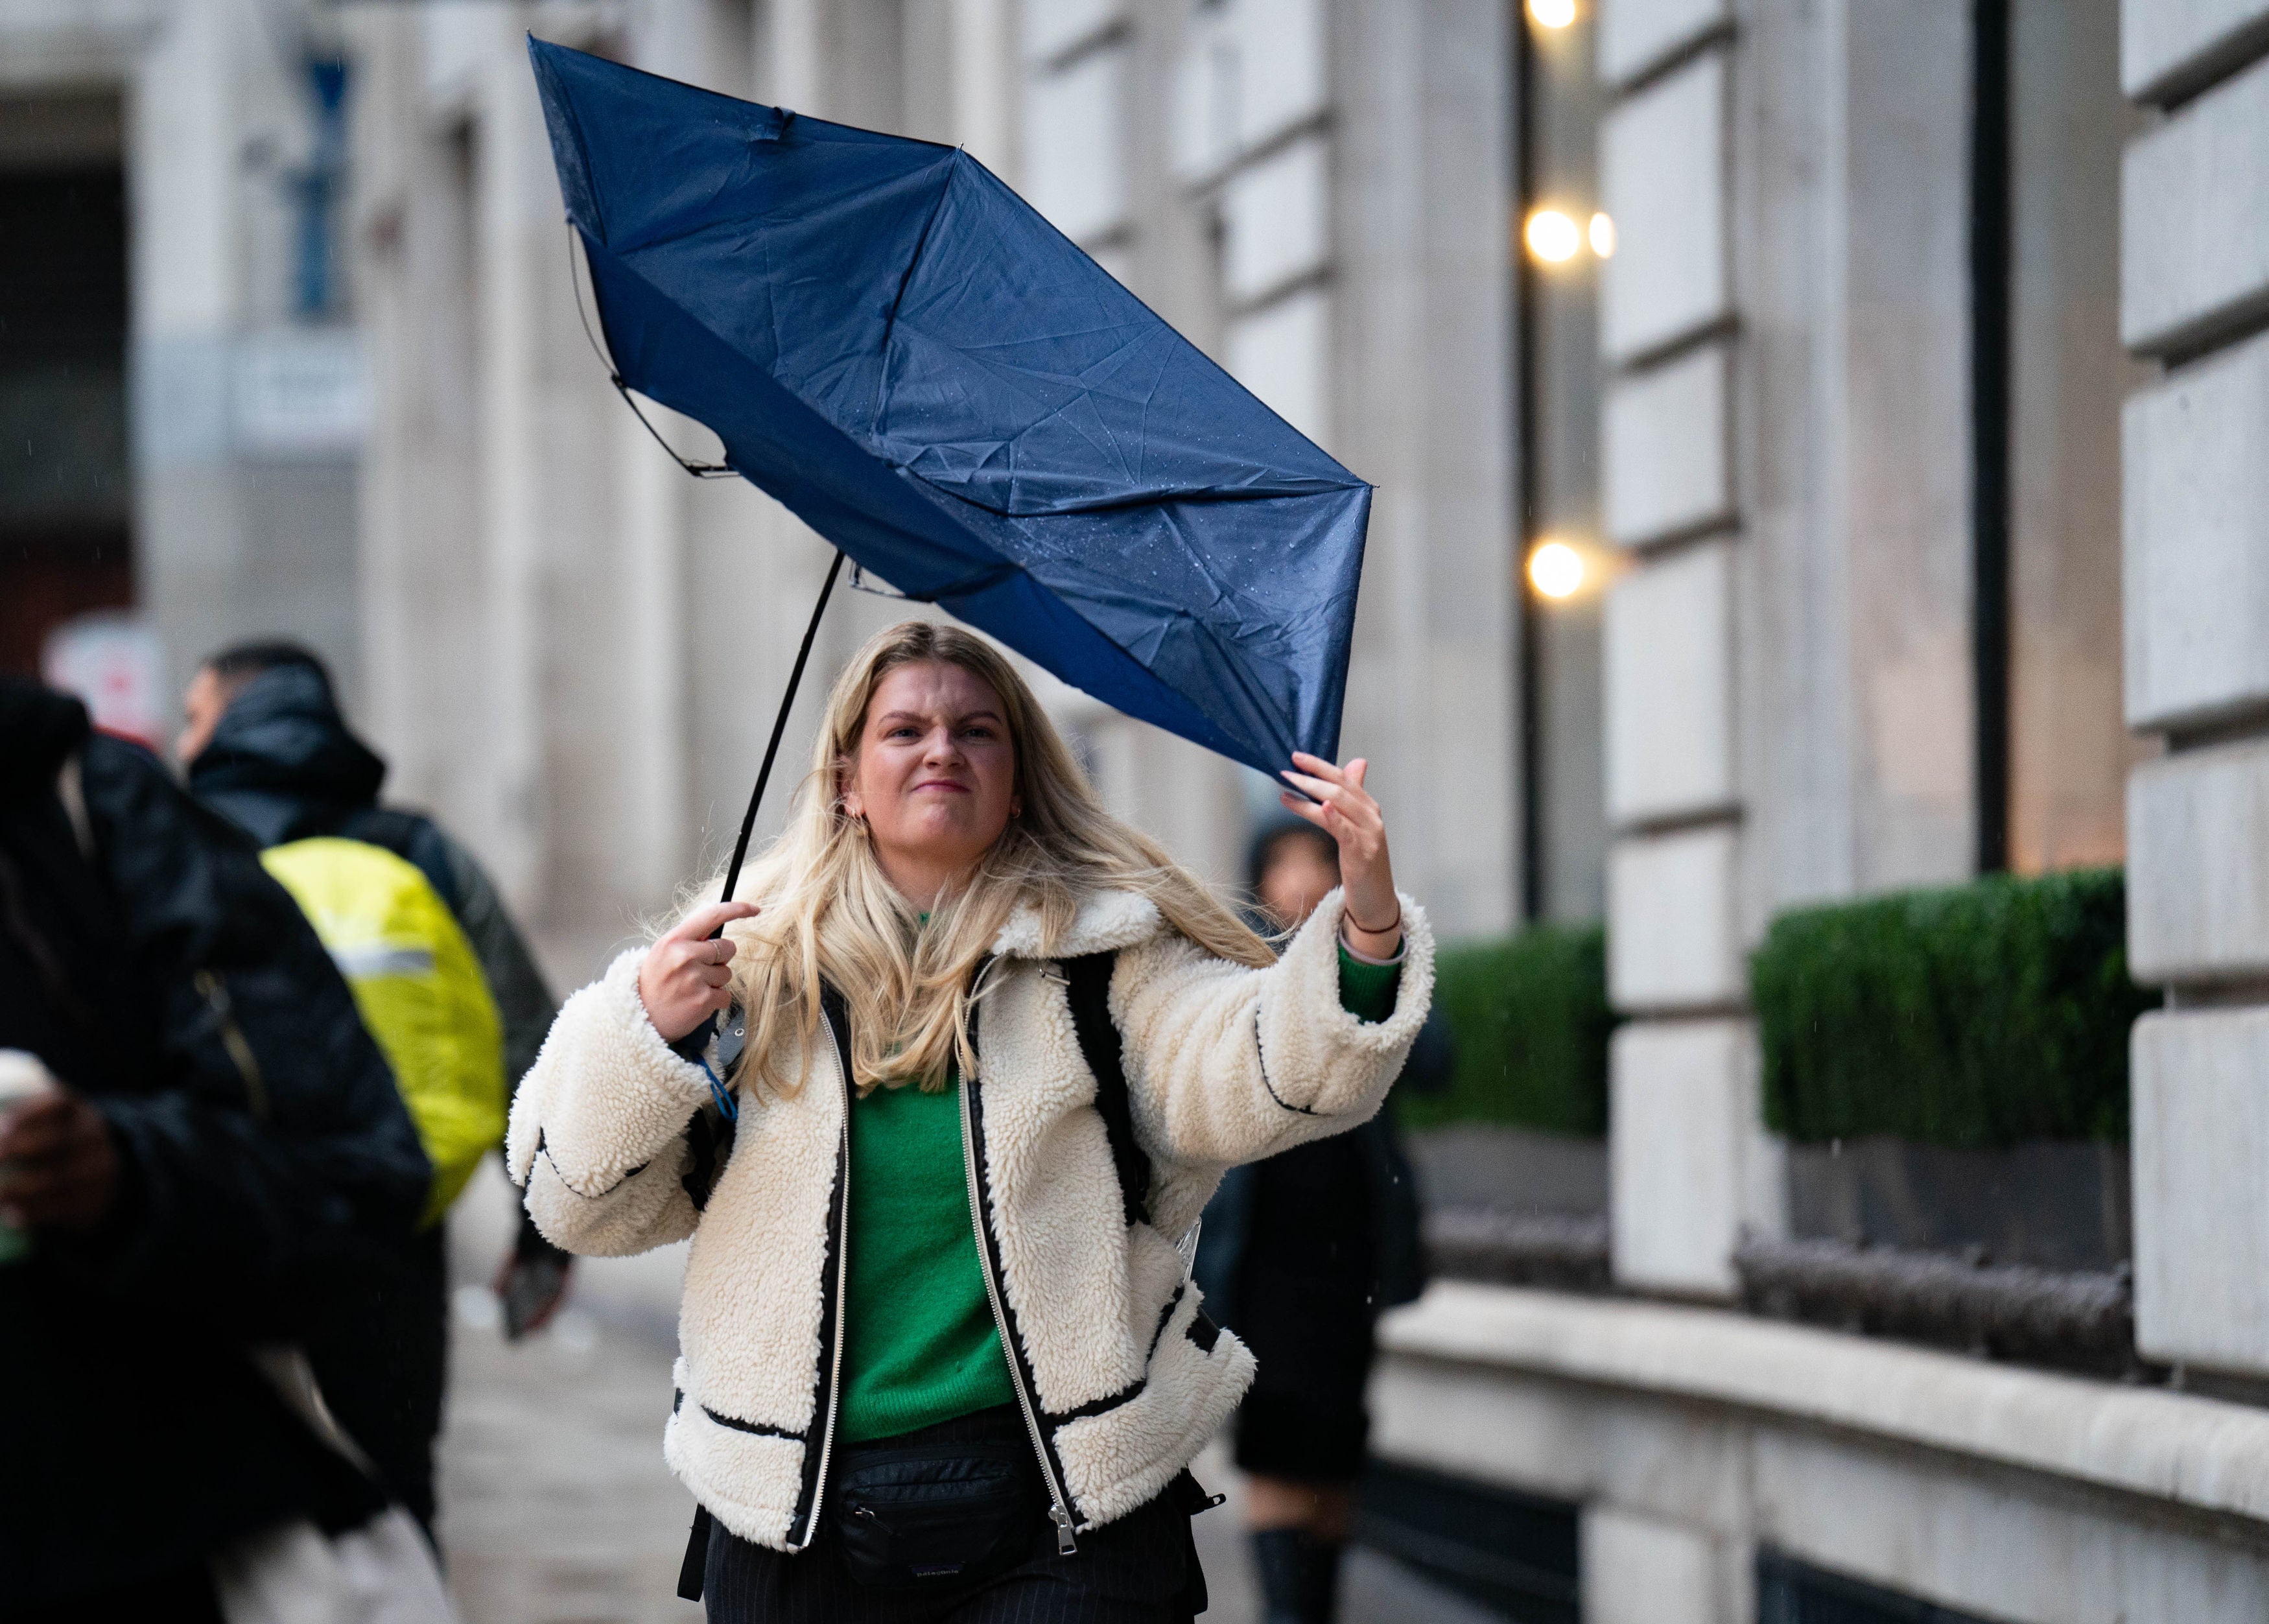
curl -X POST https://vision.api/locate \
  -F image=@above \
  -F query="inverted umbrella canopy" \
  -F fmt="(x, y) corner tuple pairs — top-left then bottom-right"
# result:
(527, 38), (1372, 778)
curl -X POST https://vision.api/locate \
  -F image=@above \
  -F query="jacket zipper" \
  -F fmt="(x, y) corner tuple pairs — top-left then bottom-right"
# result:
(194, 970), (269, 1120)
(793, 1011), (854, 1550)
(959, 1074), (1080, 1555)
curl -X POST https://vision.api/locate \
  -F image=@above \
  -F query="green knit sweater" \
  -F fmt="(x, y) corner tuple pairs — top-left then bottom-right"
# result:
(838, 946), (1403, 1444)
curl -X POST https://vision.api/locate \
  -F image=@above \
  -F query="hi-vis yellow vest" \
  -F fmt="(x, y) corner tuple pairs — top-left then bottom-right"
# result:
(261, 837), (506, 1228)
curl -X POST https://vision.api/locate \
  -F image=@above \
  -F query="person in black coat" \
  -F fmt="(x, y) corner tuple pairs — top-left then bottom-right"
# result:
(1192, 815), (1453, 1624)
(180, 644), (560, 1093)
(178, 641), (570, 1530)
(0, 678), (431, 1619)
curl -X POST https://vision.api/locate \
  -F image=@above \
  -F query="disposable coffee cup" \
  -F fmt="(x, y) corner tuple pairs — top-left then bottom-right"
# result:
(0, 1050), (56, 1265)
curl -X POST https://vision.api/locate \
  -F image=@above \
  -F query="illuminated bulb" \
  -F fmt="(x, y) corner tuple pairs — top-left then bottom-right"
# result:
(1528, 0), (1577, 27)
(1528, 541), (1585, 600)
(1524, 209), (1580, 263)
(1588, 211), (1616, 257)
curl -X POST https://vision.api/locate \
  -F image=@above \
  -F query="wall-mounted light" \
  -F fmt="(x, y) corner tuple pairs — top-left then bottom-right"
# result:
(1527, 0), (1577, 28)
(1527, 539), (1586, 599)
(1524, 208), (1581, 263)
(1588, 212), (1616, 258)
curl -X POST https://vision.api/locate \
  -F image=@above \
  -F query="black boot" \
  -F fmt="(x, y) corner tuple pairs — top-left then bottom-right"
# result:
(1251, 1528), (1345, 1624)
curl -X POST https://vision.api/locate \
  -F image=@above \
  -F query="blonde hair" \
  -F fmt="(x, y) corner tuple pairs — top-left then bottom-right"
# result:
(716, 620), (1272, 1098)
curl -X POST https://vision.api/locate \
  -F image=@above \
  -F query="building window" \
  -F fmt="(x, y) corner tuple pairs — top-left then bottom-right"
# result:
(1999, 0), (2147, 874)
(1021, 0), (1133, 276)
(1759, 1551), (1993, 1624)
(0, 95), (130, 679)
(1179, 0), (1333, 447)
(1516, 0), (1610, 922)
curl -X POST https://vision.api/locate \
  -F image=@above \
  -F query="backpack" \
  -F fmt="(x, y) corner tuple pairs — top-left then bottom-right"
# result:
(261, 836), (506, 1227)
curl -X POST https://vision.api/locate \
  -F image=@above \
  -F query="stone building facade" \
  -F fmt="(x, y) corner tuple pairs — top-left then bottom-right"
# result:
(0, 0), (368, 708)
(1371, 2), (2269, 1622)
(0, 0), (428, 730)
(21, 0), (2269, 1618)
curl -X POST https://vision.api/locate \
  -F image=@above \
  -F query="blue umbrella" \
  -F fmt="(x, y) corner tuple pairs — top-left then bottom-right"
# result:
(526, 38), (1372, 893)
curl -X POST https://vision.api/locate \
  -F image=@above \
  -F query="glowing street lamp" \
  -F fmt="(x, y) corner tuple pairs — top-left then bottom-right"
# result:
(1528, 0), (1577, 28)
(1524, 209), (1581, 263)
(1527, 540), (1586, 600)
(1588, 211), (1616, 257)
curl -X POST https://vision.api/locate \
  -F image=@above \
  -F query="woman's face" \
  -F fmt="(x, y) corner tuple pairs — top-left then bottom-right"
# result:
(842, 661), (1020, 899)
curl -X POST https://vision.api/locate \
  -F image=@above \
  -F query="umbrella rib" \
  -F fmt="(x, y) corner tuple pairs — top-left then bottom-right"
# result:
(868, 151), (966, 434)
(567, 224), (735, 477)
(906, 468), (1358, 519)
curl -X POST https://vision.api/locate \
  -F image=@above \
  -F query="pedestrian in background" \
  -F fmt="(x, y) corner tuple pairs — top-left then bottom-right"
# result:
(509, 620), (1437, 1622)
(0, 677), (432, 1619)
(1194, 814), (1455, 1624)
(179, 641), (570, 1532)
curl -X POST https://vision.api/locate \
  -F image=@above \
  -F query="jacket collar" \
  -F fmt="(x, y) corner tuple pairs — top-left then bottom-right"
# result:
(989, 889), (1162, 961)
(187, 665), (386, 840)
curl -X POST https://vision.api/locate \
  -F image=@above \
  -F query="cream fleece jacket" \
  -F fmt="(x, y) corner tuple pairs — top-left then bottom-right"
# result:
(506, 885), (1435, 1551)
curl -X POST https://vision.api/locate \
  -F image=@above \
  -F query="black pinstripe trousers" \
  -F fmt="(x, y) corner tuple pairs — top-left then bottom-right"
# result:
(701, 1485), (1197, 1623)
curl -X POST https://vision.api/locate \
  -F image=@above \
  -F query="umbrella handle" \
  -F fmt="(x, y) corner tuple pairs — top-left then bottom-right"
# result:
(714, 548), (848, 915)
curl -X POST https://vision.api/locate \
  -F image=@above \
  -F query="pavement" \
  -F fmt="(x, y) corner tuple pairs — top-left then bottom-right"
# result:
(436, 1166), (700, 1624)
(438, 1304), (703, 1624)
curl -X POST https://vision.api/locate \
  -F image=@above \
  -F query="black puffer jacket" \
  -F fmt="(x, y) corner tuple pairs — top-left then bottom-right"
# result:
(0, 681), (430, 1607)
(185, 662), (565, 1527)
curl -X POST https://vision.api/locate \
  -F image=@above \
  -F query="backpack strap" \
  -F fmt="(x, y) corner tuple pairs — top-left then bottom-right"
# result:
(333, 806), (465, 919)
(1061, 949), (1149, 1228)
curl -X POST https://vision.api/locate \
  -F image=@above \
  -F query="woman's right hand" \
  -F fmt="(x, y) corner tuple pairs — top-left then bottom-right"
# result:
(637, 901), (761, 1043)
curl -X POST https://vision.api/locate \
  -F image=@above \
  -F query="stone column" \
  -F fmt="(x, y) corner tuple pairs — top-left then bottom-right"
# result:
(1583, 1505), (1752, 1624)
(134, 0), (364, 711)
(1334, 0), (1518, 937)
(129, 0), (237, 705)
(2119, 2), (2269, 1379)
(349, 8), (489, 829)
(609, 0), (758, 902)
(1603, 0), (1979, 1301)
(1595, 0), (1774, 1303)
(472, 8), (556, 913)
(769, 0), (824, 112)
(613, 397), (693, 901)
(950, 0), (1013, 171)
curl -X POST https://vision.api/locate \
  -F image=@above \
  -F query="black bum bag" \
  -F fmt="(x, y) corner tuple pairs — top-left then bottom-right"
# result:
(831, 1433), (1040, 1587)
(676, 1404), (1225, 1604)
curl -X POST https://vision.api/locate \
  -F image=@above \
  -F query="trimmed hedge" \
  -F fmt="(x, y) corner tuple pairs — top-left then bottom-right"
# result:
(1753, 867), (2157, 1148)
(1404, 923), (1612, 1138)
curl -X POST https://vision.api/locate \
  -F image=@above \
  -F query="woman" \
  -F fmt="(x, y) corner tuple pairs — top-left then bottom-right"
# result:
(1195, 818), (1455, 1624)
(508, 621), (1434, 1621)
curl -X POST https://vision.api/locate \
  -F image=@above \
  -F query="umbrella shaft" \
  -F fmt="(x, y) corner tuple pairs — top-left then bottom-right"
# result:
(716, 548), (847, 919)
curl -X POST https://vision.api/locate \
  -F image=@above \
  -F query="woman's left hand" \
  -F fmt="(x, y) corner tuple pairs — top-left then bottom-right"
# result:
(1280, 753), (1402, 956)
